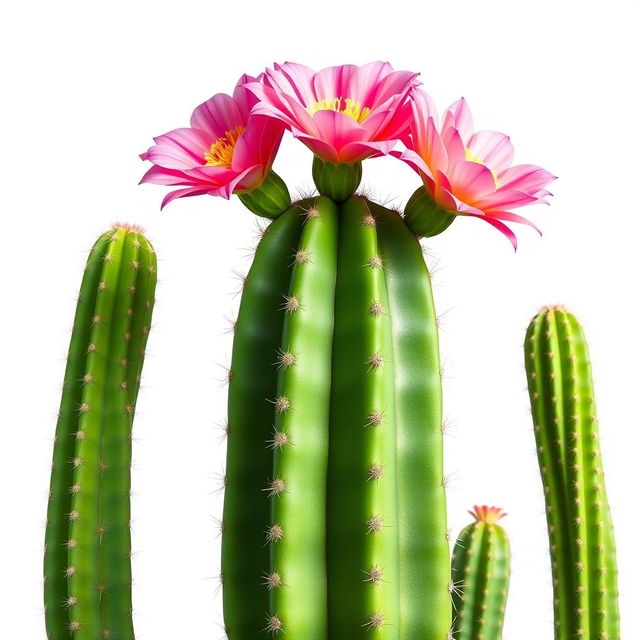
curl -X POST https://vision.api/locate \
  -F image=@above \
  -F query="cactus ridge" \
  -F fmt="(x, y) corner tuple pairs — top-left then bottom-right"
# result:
(44, 226), (156, 640)
(450, 507), (510, 640)
(525, 307), (620, 640)
(222, 197), (450, 639)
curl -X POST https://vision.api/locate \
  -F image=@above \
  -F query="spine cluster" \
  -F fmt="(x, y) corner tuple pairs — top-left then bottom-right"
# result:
(222, 197), (450, 639)
(525, 306), (620, 640)
(44, 225), (156, 639)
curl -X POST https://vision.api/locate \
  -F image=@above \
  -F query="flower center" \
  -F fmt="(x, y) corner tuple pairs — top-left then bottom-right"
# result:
(204, 125), (245, 168)
(465, 148), (500, 188)
(307, 97), (371, 123)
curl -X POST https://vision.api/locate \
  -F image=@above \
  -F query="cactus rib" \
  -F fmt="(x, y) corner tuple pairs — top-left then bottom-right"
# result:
(222, 204), (305, 638)
(372, 202), (451, 640)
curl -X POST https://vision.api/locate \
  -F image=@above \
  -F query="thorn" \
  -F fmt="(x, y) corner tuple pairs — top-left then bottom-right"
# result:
(366, 515), (384, 533)
(281, 295), (302, 313)
(264, 615), (283, 634)
(368, 464), (384, 480)
(364, 566), (384, 584)
(367, 352), (384, 370)
(267, 430), (290, 449)
(369, 300), (385, 317)
(263, 572), (282, 590)
(264, 478), (286, 497)
(275, 349), (296, 369)
(363, 612), (385, 629)
(366, 409), (385, 427)
(273, 396), (291, 413)
(367, 256), (383, 269)
(266, 524), (284, 543)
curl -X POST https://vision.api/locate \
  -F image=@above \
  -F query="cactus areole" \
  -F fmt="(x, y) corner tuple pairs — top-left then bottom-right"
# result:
(138, 61), (556, 639)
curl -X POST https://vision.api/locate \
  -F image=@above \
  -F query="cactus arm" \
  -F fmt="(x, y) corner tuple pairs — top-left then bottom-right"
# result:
(372, 203), (450, 640)
(327, 196), (400, 639)
(222, 205), (305, 638)
(450, 508), (510, 640)
(45, 232), (113, 638)
(268, 196), (339, 638)
(526, 307), (620, 640)
(525, 311), (575, 640)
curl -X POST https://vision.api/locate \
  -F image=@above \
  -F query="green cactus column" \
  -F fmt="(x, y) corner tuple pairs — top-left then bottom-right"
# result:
(44, 224), (156, 639)
(450, 506), (510, 640)
(222, 196), (450, 640)
(525, 306), (620, 640)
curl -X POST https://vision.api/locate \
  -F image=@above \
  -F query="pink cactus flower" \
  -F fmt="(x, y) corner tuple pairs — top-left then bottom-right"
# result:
(140, 75), (285, 209)
(242, 62), (419, 164)
(396, 89), (556, 247)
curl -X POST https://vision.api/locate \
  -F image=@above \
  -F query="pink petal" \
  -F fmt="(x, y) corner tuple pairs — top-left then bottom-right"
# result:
(442, 97), (474, 145)
(190, 93), (244, 140)
(448, 161), (497, 201)
(485, 209), (541, 234)
(140, 165), (199, 186)
(473, 189), (538, 210)
(311, 109), (368, 149)
(160, 186), (220, 209)
(498, 164), (557, 193)
(467, 130), (514, 175)
(312, 64), (358, 102)
(143, 128), (210, 170)
(232, 73), (260, 119)
(267, 62), (317, 106)
(467, 214), (518, 250)
(232, 114), (284, 173)
(441, 126), (466, 167)
(337, 139), (396, 163)
(292, 130), (339, 163)
(392, 148), (436, 181)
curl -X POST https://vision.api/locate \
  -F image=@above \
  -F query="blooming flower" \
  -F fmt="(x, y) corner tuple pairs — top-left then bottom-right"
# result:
(396, 89), (556, 246)
(242, 61), (419, 164)
(140, 75), (285, 209)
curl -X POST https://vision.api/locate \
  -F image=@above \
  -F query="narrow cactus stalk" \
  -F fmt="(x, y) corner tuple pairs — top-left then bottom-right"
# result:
(222, 196), (450, 640)
(525, 306), (620, 640)
(44, 224), (156, 640)
(450, 506), (511, 640)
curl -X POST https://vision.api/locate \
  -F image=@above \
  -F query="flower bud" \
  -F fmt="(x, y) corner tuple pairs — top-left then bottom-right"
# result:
(237, 171), (291, 219)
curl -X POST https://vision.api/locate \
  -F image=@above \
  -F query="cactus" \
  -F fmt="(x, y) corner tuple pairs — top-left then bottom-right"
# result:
(222, 195), (450, 640)
(44, 224), (156, 640)
(525, 306), (620, 640)
(450, 506), (510, 640)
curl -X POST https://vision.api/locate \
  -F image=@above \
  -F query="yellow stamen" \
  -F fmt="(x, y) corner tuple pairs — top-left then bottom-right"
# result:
(204, 125), (245, 168)
(307, 97), (371, 123)
(465, 147), (500, 188)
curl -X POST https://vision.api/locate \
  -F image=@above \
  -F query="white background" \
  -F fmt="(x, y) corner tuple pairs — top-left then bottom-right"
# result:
(1, 0), (638, 637)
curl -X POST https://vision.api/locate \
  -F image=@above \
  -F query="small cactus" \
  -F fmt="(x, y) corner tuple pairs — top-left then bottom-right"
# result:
(44, 224), (156, 639)
(525, 306), (620, 640)
(450, 506), (511, 640)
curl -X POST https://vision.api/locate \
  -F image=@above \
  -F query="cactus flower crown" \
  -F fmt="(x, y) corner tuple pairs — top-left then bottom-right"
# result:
(140, 61), (555, 247)
(469, 505), (507, 524)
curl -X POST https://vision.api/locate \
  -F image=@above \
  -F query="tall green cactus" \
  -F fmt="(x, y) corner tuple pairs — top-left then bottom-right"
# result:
(450, 506), (511, 640)
(222, 196), (450, 640)
(525, 306), (620, 640)
(44, 224), (156, 640)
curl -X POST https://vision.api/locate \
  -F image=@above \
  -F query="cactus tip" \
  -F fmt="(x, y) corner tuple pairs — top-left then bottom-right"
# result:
(469, 505), (507, 524)
(111, 222), (146, 234)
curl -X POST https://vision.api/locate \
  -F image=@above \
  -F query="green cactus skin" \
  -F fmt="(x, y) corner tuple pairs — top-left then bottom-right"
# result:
(44, 225), (156, 640)
(450, 506), (511, 640)
(371, 202), (450, 640)
(525, 306), (620, 640)
(222, 196), (450, 640)
(222, 203), (306, 638)
(327, 197), (400, 638)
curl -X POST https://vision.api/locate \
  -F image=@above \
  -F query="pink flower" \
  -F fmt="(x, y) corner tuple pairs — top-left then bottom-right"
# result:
(242, 62), (419, 164)
(140, 75), (285, 209)
(395, 89), (556, 247)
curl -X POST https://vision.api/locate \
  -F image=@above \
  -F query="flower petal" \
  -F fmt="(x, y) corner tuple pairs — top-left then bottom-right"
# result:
(467, 130), (514, 175)
(190, 94), (244, 139)
(448, 161), (497, 201)
(442, 97), (474, 145)
(498, 164), (557, 193)
(142, 128), (211, 170)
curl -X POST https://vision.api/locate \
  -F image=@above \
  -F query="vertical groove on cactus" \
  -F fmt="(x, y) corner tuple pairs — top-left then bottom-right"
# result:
(222, 204), (305, 638)
(269, 196), (339, 638)
(372, 202), (451, 640)
(44, 225), (156, 640)
(327, 197), (400, 639)
(450, 506), (510, 640)
(525, 306), (620, 640)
